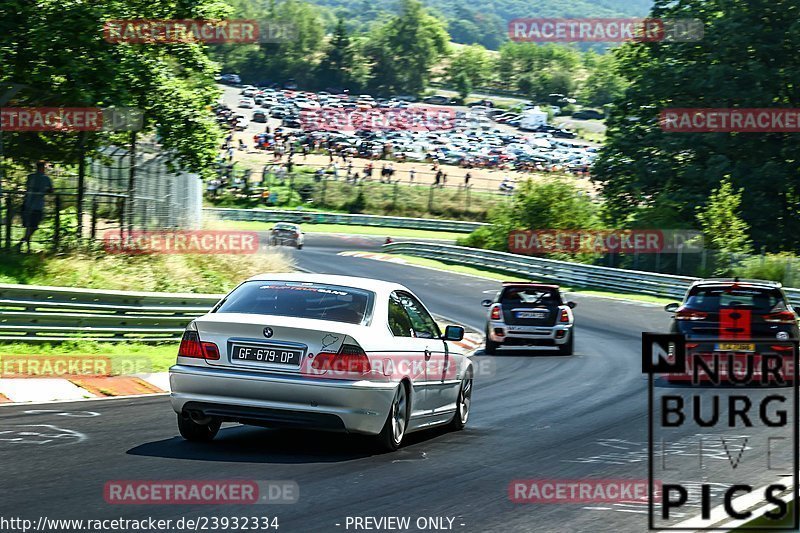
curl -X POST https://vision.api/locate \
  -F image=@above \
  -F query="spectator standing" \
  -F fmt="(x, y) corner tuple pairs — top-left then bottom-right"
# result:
(18, 161), (53, 251)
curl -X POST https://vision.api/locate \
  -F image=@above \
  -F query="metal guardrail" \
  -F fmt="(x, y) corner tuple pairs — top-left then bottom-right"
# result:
(382, 242), (800, 305)
(0, 284), (223, 342)
(204, 208), (487, 234)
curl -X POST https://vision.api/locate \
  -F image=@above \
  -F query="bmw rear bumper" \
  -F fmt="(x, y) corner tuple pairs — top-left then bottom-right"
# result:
(169, 364), (397, 435)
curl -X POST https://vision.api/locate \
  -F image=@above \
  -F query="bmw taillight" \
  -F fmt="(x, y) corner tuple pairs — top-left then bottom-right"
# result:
(178, 330), (220, 360)
(675, 308), (708, 321)
(312, 343), (371, 374)
(490, 304), (502, 321)
(764, 311), (796, 324)
(560, 309), (570, 322)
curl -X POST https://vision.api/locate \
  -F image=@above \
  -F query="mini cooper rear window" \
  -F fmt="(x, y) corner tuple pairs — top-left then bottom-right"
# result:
(501, 287), (561, 306)
(216, 281), (374, 324)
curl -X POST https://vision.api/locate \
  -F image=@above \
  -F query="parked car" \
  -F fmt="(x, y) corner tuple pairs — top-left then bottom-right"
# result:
(572, 109), (605, 120)
(219, 73), (241, 85)
(482, 283), (576, 355)
(422, 95), (453, 105)
(468, 99), (495, 108)
(169, 273), (473, 451)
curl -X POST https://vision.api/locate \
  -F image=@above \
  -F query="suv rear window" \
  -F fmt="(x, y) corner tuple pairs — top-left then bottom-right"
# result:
(216, 281), (373, 324)
(500, 287), (562, 307)
(685, 286), (787, 313)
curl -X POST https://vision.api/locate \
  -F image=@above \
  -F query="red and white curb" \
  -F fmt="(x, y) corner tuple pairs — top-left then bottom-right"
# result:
(0, 373), (169, 404)
(339, 251), (410, 264)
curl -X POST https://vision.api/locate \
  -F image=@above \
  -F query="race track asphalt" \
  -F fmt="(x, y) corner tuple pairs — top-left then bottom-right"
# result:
(0, 234), (793, 532)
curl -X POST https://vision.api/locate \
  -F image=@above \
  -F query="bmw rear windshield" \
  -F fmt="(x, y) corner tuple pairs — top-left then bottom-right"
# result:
(215, 281), (374, 325)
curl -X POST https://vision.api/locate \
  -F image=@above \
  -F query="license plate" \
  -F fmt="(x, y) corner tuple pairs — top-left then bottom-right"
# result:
(517, 311), (546, 319)
(231, 344), (303, 366)
(714, 343), (755, 352)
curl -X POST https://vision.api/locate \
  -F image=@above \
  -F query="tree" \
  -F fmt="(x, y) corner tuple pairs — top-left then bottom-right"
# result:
(364, 0), (449, 95)
(446, 44), (493, 89)
(315, 18), (366, 90)
(579, 53), (627, 107)
(453, 71), (471, 102)
(696, 177), (753, 255)
(0, 0), (224, 176)
(592, 0), (800, 252)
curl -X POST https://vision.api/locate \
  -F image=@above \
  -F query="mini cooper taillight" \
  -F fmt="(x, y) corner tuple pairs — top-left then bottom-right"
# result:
(559, 308), (570, 322)
(312, 343), (371, 374)
(178, 330), (220, 360)
(490, 304), (502, 321)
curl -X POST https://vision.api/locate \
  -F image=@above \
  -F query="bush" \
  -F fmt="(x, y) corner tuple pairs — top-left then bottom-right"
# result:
(734, 253), (799, 285)
(459, 178), (601, 254)
(343, 189), (367, 213)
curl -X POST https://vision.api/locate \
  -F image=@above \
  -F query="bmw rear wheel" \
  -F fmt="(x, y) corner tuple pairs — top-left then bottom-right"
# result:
(377, 383), (408, 451)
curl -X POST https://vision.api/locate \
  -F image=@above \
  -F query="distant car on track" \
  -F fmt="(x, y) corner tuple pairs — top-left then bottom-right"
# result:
(169, 274), (473, 451)
(482, 283), (576, 355)
(269, 222), (304, 249)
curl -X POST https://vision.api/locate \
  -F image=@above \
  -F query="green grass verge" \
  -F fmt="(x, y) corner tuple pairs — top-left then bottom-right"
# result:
(204, 219), (464, 241)
(0, 248), (292, 292)
(0, 341), (179, 374)
(383, 253), (674, 305)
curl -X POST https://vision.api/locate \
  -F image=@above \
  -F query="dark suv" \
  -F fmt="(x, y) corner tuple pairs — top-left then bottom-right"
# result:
(482, 283), (576, 355)
(664, 278), (799, 380)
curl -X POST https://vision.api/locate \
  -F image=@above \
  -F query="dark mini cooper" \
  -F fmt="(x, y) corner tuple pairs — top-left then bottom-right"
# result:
(482, 283), (576, 355)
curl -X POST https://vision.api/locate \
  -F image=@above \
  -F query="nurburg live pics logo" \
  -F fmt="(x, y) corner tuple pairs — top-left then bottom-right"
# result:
(642, 333), (799, 530)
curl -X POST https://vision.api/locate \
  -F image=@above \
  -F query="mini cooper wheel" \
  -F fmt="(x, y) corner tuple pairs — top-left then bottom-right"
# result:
(377, 384), (408, 451)
(558, 330), (574, 356)
(485, 334), (499, 355)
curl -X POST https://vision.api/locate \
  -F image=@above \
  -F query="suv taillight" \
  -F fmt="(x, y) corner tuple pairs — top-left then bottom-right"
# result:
(312, 343), (371, 374)
(178, 331), (220, 360)
(490, 304), (502, 321)
(675, 308), (708, 321)
(764, 311), (796, 324)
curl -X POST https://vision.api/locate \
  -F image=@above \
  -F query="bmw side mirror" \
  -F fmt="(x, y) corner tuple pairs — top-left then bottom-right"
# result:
(444, 325), (465, 342)
(481, 299), (493, 307)
(665, 302), (680, 313)
(567, 301), (577, 309)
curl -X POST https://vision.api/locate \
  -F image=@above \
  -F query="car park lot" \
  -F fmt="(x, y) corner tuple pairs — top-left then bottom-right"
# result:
(217, 84), (599, 175)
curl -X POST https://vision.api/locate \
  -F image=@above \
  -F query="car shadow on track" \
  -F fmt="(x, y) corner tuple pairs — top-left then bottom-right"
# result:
(127, 424), (462, 464)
